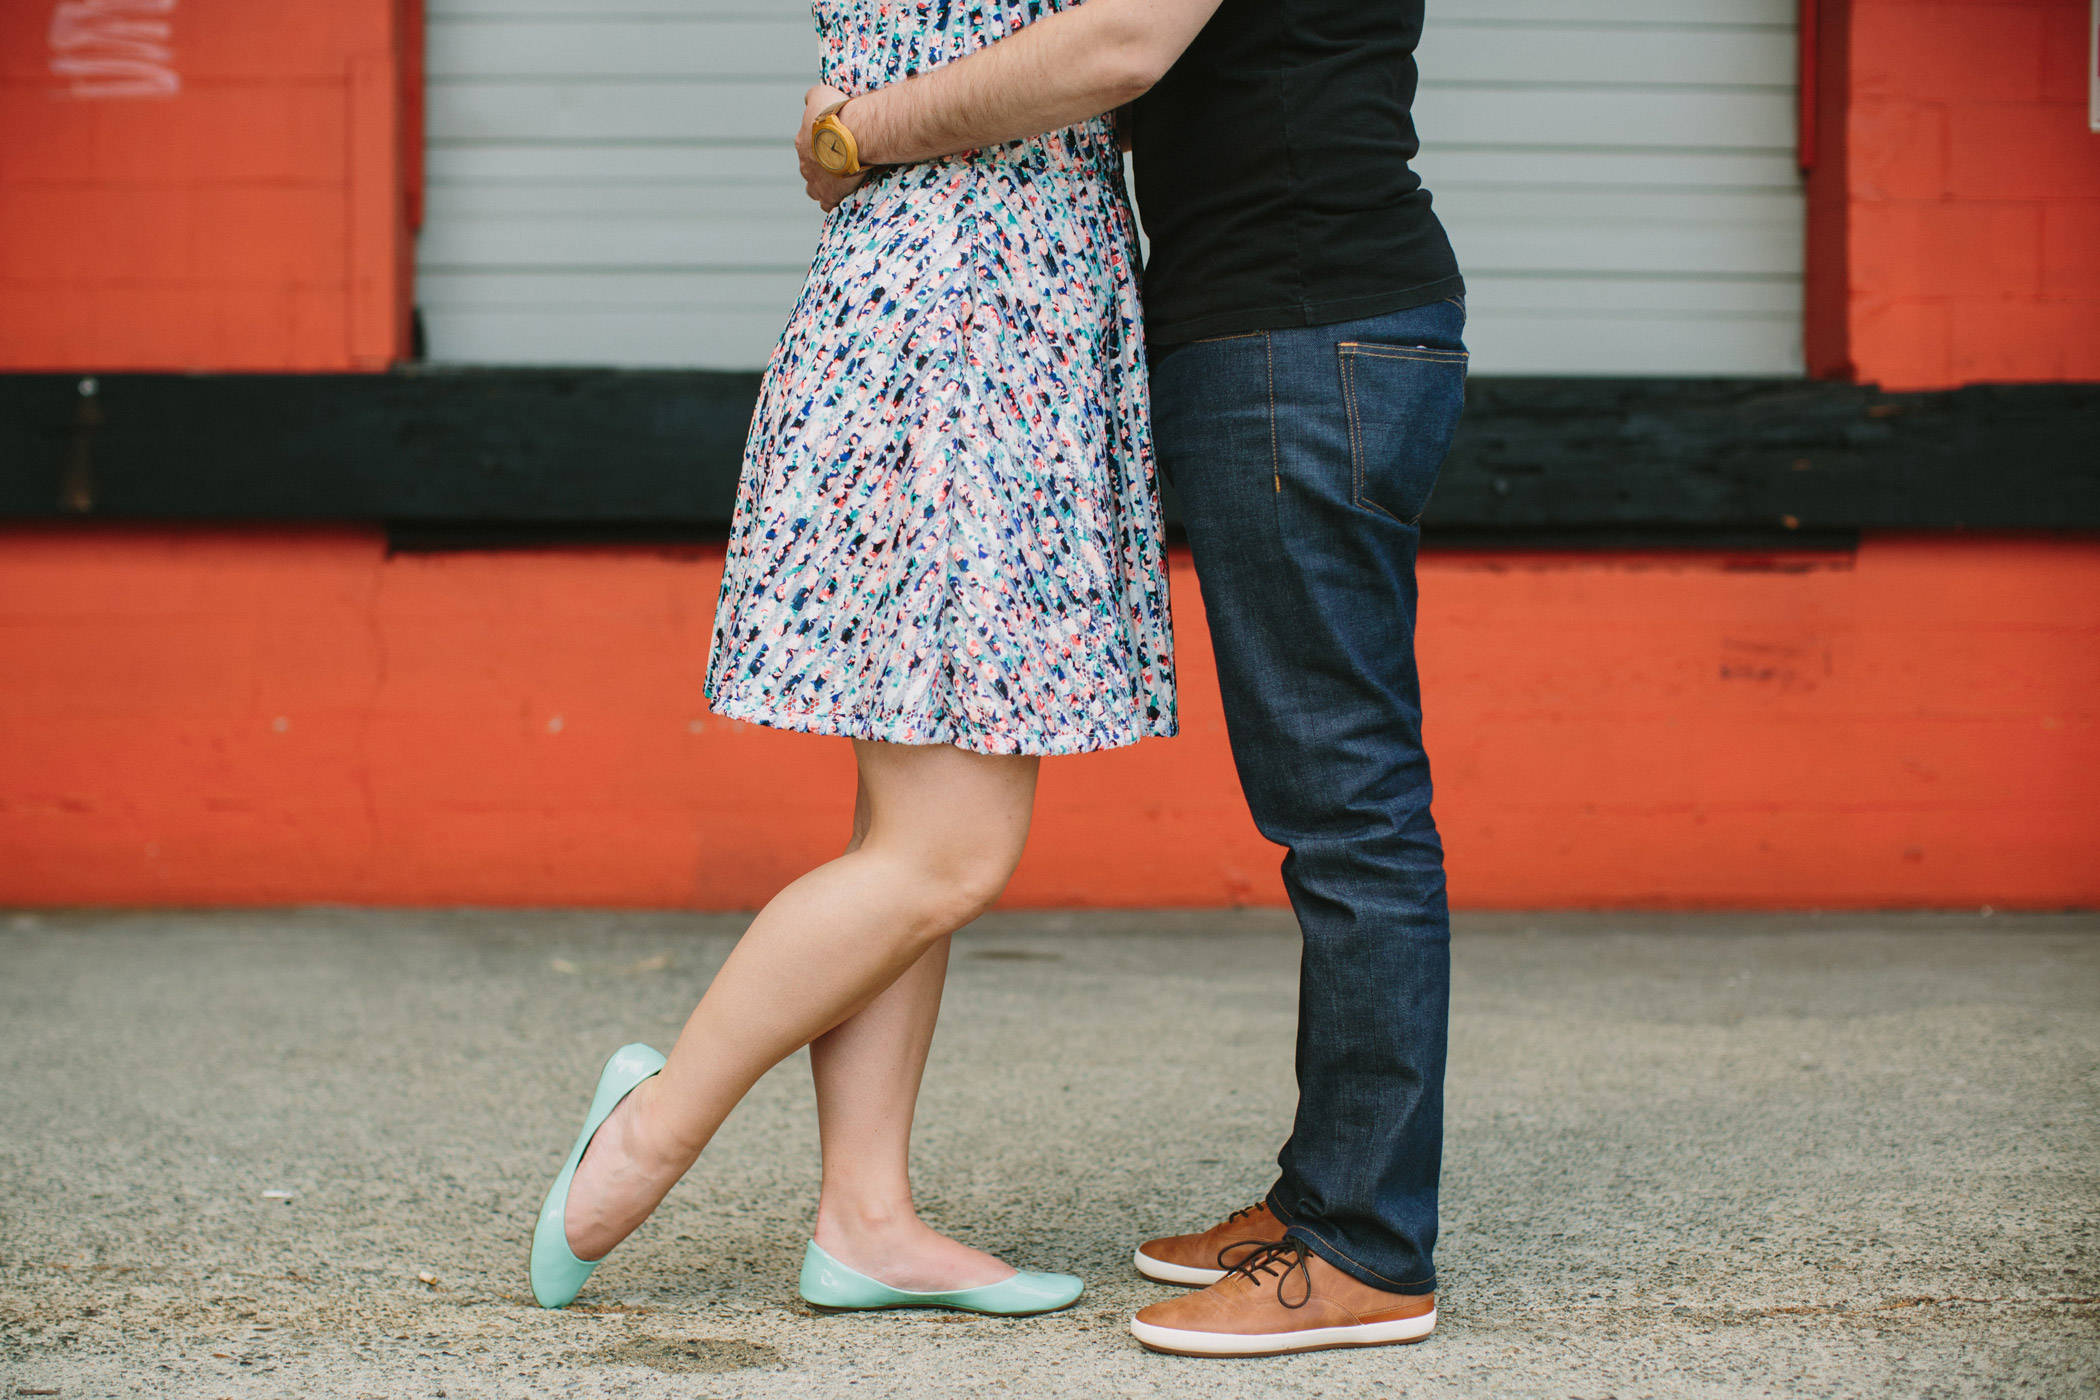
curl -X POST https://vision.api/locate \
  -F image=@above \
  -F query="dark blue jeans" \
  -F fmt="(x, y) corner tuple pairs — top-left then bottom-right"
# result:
(1150, 299), (1467, 1295)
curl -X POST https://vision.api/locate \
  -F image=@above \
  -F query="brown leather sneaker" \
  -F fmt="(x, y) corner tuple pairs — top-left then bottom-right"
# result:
(1133, 1201), (1291, 1286)
(1130, 1240), (1436, 1357)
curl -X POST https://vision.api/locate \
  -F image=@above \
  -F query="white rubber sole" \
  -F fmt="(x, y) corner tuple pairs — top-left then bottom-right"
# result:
(1130, 1308), (1436, 1357)
(1132, 1247), (1228, 1287)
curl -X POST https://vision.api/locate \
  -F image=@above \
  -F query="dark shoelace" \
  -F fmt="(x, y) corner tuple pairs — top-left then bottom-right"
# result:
(1211, 1202), (1273, 1272)
(1219, 1239), (1314, 1309)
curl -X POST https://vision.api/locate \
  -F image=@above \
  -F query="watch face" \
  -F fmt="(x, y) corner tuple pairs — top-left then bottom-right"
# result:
(814, 126), (853, 174)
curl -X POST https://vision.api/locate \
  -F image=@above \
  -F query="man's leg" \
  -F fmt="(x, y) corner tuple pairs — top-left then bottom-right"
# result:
(1151, 301), (1468, 1296)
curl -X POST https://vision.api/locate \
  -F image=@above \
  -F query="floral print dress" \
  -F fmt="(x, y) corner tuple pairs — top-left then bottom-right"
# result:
(703, 0), (1176, 757)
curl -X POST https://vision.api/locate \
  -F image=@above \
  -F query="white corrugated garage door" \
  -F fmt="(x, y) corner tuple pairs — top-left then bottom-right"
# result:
(419, 0), (823, 370)
(419, 0), (1802, 377)
(1414, 0), (1804, 375)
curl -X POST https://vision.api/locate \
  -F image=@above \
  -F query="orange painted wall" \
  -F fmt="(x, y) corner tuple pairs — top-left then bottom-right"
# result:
(3, 528), (2093, 910)
(1841, 0), (2100, 387)
(0, 0), (416, 371)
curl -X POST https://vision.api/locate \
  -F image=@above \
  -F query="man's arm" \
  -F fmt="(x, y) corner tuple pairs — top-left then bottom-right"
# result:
(846, 0), (1221, 163)
(797, 0), (1222, 206)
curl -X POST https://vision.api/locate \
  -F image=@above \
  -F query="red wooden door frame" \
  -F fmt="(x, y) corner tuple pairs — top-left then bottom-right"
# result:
(1801, 0), (1854, 381)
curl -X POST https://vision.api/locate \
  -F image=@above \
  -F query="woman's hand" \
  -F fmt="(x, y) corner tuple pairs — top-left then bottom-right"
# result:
(797, 83), (869, 212)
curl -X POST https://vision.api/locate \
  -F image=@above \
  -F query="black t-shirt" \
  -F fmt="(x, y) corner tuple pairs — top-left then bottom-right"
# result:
(1129, 0), (1464, 344)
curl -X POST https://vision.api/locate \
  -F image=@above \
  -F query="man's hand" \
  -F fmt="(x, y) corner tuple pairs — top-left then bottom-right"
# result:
(797, 83), (867, 212)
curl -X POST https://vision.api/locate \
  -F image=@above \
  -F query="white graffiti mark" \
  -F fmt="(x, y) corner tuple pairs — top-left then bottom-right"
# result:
(48, 0), (179, 99)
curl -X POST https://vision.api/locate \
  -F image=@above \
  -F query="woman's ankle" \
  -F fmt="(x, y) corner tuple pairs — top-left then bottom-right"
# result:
(814, 1192), (920, 1247)
(619, 1078), (704, 1177)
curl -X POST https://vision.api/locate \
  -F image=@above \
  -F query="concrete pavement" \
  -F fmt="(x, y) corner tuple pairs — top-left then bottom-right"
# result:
(2, 909), (2095, 1398)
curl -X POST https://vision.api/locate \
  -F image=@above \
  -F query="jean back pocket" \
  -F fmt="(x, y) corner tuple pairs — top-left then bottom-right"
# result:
(1337, 342), (1469, 524)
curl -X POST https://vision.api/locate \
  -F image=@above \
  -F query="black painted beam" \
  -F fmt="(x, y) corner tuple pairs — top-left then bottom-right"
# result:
(0, 371), (756, 522)
(1, 370), (2093, 535)
(1437, 378), (2098, 532)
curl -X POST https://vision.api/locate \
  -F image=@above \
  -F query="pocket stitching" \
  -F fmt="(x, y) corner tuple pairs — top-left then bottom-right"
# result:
(1264, 334), (1281, 496)
(1337, 341), (1468, 362)
(1341, 350), (1362, 505)
(1340, 346), (1418, 523)
(1338, 340), (1468, 353)
(1341, 350), (1469, 367)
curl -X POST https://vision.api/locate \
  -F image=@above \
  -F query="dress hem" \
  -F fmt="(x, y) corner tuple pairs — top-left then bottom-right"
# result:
(704, 689), (1178, 758)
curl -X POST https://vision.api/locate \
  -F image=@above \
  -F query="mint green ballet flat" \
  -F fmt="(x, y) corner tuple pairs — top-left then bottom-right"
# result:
(530, 1042), (667, 1309)
(798, 1240), (1084, 1316)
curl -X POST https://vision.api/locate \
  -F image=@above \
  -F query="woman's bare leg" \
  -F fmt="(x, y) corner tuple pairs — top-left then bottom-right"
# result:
(808, 933), (1014, 1289)
(563, 739), (1037, 1263)
(801, 780), (1010, 1287)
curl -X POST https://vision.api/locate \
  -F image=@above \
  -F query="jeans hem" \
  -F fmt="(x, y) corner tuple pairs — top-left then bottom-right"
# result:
(1277, 1217), (1437, 1297)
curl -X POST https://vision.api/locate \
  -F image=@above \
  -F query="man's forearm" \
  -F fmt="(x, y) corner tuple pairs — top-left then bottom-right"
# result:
(844, 0), (1221, 165)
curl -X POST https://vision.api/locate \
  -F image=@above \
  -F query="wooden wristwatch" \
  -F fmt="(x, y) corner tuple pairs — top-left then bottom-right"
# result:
(811, 100), (866, 176)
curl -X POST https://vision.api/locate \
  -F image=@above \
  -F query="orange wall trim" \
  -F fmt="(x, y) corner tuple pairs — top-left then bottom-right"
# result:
(2, 529), (2094, 911)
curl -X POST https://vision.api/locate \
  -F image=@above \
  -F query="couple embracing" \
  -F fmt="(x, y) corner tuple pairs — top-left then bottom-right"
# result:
(530, 0), (1467, 1360)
